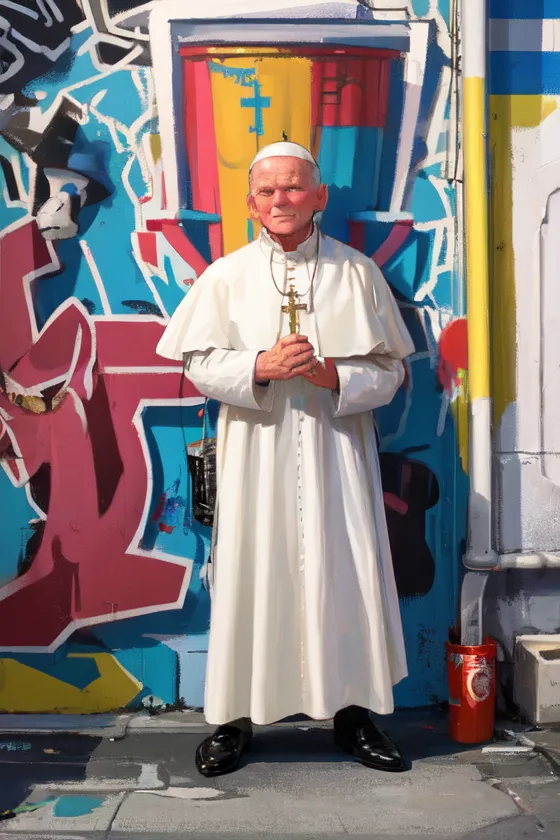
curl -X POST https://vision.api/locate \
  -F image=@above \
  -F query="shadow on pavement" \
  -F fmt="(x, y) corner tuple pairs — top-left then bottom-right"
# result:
(0, 733), (102, 817)
(251, 707), (475, 765)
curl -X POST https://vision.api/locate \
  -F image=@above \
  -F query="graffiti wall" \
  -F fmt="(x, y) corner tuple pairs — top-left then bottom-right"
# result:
(483, 0), (560, 698)
(0, 0), (466, 712)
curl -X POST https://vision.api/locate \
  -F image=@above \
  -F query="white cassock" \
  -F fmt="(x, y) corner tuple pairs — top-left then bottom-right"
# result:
(157, 225), (415, 726)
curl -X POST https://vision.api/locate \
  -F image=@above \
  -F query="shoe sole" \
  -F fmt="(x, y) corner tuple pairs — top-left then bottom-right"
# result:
(334, 733), (407, 773)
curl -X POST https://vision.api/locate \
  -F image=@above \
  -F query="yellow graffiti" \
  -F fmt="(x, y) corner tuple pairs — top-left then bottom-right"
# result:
(0, 653), (142, 713)
(149, 133), (162, 164)
(210, 52), (312, 254)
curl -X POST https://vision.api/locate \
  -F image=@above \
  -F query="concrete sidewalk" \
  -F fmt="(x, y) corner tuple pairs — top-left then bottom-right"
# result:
(0, 709), (558, 838)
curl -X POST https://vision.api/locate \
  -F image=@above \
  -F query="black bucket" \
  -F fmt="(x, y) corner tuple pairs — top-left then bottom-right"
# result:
(187, 437), (216, 527)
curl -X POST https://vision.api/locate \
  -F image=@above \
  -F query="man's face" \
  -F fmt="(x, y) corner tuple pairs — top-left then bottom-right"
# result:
(247, 157), (327, 238)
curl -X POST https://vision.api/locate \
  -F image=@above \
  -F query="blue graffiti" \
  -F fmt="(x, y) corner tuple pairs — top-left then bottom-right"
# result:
(241, 83), (271, 136)
(0, 1), (464, 712)
(208, 61), (270, 136)
(0, 741), (31, 751)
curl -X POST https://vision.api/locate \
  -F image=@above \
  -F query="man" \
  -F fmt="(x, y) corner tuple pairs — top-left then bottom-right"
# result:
(157, 141), (415, 777)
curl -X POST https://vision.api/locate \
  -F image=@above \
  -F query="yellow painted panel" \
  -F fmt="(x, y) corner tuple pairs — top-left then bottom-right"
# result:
(488, 95), (518, 427)
(508, 95), (557, 128)
(487, 94), (555, 427)
(0, 654), (142, 713)
(257, 57), (312, 152)
(463, 76), (491, 402)
(210, 55), (312, 254)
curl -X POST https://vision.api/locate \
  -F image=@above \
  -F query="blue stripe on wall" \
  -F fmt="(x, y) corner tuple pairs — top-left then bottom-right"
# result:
(489, 0), (560, 18)
(490, 51), (560, 94)
(317, 126), (382, 244)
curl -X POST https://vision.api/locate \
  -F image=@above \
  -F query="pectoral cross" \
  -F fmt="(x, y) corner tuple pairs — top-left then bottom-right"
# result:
(282, 284), (307, 334)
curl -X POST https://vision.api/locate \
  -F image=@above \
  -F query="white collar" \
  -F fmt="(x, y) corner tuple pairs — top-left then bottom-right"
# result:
(258, 223), (320, 263)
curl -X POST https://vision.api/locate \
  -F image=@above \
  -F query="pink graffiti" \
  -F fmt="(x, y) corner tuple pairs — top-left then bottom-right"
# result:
(383, 492), (408, 516)
(373, 219), (414, 268)
(0, 220), (199, 651)
(348, 218), (414, 268)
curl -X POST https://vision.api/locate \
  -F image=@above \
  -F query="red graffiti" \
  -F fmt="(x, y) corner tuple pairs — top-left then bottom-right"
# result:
(158, 522), (175, 535)
(383, 492), (409, 516)
(0, 220), (201, 650)
(437, 317), (468, 396)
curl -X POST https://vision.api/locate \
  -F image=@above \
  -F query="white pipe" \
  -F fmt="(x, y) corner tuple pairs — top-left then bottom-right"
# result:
(496, 553), (560, 570)
(460, 0), (497, 572)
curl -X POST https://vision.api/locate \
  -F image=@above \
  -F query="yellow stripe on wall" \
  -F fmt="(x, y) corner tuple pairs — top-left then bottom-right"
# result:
(506, 94), (557, 128)
(210, 54), (312, 255)
(488, 95), (555, 427)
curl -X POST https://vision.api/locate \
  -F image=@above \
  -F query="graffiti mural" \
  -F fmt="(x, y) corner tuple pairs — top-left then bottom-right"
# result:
(0, 0), (467, 712)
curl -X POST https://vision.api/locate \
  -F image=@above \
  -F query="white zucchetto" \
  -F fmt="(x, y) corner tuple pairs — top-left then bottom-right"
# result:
(249, 141), (319, 172)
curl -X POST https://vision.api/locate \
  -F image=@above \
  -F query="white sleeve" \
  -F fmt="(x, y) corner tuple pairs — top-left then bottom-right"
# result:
(184, 349), (274, 412)
(332, 356), (405, 419)
(156, 259), (231, 361)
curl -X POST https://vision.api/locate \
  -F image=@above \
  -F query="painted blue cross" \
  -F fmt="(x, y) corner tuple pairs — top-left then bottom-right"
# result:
(240, 80), (271, 137)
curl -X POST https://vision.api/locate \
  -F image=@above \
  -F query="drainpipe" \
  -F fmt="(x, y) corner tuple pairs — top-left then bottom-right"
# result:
(461, 0), (497, 574)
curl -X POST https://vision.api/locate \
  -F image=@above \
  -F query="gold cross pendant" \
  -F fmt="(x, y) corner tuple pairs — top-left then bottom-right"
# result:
(282, 284), (307, 334)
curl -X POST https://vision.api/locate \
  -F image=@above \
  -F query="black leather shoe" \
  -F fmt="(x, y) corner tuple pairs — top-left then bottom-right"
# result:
(195, 725), (252, 777)
(334, 706), (406, 772)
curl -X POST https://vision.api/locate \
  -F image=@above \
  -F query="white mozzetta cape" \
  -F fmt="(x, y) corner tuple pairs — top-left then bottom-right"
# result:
(157, 227), (415, 726)
(158, 227), (413, 360)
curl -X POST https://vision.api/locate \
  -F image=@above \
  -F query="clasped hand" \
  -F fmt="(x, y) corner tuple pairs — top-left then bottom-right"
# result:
(255, 334), (338, 390)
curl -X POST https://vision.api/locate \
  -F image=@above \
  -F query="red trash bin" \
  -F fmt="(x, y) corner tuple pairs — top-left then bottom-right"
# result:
(446, 638), (497, 744)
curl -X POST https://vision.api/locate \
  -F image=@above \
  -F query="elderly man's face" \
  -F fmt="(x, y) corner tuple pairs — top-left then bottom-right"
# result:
(247, 157), (327, 239)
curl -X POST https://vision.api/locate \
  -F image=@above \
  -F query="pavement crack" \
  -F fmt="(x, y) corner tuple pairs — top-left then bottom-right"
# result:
(498, 729), (560, 779)
(157, 763), (171, 790)
(334, 810), (350, 835)
(531, 745), (560, 777)
(488, 778), (547, 833)
(104, 789), (129, 839)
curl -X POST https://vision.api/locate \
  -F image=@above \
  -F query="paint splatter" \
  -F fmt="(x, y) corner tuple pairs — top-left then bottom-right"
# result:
(158, 522), (175, 534)
(53, 796), (105, 818)
(1, 797), (57, 819)
(0, 741), (31, 751)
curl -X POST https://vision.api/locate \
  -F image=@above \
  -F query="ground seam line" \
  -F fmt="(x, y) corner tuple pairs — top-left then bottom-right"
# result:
(104, 789), (130, 839)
